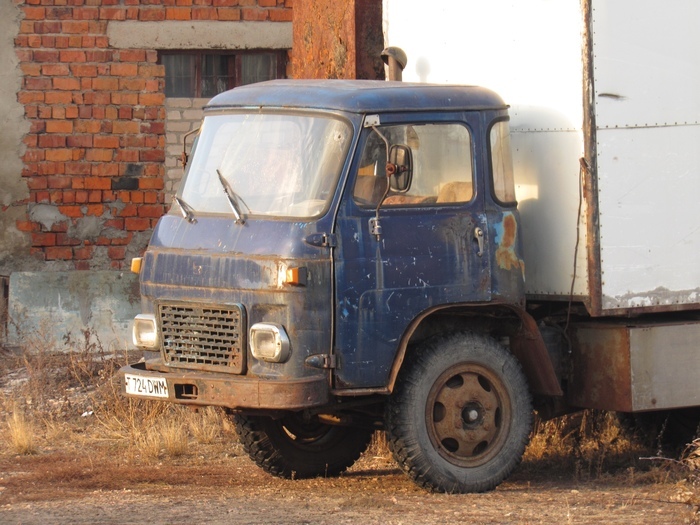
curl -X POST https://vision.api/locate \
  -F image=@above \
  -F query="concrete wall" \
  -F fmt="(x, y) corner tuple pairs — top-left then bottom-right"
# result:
(0, 2), (32, 273)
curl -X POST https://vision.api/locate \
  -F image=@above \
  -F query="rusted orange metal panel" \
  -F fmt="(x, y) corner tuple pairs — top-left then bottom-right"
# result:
(292, 0), (384, 80)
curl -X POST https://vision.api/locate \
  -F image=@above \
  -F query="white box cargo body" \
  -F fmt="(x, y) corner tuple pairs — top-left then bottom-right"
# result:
(384, 0), (700, 315)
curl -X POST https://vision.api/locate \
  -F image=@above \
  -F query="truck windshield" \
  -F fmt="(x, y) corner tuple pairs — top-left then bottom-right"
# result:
(178, 112), (351, 219)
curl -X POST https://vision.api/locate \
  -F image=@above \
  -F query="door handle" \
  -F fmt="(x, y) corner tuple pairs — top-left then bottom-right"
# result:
(474, 227), (484, 257)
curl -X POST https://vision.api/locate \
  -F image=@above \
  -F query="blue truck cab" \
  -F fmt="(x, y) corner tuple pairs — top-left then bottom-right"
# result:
(120, 79), (560, 493)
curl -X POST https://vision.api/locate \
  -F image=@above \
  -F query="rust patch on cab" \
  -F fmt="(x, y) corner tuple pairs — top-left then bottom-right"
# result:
(495, 213), (524, 275)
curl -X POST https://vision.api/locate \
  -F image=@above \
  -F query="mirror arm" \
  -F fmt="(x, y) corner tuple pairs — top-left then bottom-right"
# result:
(181, 127), (200, 168)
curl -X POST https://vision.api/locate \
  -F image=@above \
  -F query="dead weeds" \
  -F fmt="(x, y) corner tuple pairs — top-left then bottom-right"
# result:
(0, 327), (699, 524)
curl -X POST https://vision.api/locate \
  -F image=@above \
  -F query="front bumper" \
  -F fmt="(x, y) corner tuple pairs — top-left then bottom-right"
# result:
(118, 359), (330, 410)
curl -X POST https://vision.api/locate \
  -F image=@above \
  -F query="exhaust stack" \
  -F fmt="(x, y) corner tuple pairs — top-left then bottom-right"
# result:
(381, 47), (407, 81)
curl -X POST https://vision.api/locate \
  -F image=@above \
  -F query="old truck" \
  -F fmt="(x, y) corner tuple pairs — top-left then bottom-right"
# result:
(120, 0), (700, 493)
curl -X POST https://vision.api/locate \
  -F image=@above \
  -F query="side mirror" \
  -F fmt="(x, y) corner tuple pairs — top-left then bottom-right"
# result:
(387, 144), (412, 193)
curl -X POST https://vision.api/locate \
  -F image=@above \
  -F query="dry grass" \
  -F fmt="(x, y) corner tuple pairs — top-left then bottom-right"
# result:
(6, 408), (37, 455)
(1, 320), (698, 503)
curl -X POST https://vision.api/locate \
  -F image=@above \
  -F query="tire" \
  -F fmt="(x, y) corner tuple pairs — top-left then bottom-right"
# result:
(386, 332), (533, 493)
(232, 412), (373, 479)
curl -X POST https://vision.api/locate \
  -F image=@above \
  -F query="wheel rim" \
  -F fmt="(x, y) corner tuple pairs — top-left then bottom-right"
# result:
(426, 362), (512, 467)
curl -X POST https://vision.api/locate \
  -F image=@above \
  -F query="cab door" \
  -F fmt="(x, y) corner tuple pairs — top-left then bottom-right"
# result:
(333, 113), (491, 388)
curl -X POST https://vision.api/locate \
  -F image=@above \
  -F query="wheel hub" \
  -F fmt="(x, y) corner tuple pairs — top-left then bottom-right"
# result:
(426, 363), (512, 467)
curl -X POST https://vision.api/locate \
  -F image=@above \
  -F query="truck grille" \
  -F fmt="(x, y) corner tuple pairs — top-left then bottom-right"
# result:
(159, 303), (246, 374)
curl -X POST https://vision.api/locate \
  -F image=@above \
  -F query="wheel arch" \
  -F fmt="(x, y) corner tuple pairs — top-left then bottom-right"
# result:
(386, 303), (563, 397)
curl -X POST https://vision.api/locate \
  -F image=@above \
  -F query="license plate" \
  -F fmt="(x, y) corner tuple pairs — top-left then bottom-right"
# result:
(124, 374), (169, 398)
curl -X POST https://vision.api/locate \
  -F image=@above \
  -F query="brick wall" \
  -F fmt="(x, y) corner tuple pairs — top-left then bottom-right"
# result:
(13, 0), (293, 271)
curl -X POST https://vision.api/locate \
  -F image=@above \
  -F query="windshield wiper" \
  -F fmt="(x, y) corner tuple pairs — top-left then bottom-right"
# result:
(216, 169), (247, 225)
(173, 196), (197, 224)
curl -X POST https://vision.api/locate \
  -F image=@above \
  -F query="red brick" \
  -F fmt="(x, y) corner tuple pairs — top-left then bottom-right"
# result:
(112, 121), (139, 134)
(139, 92), (165, 105)
(111, 63), (138, 76)
(74, 121), (101, 134)
(118, 106), (133, 119)
(65, 106), (79, 119)
(53, 77), (81, 90)
(85, 50), (113, 62)
(47, 175), (72, 189)
(192, 7), (216, 19)
(118, 78), (146, 91)
(56, 233), (81, 246)
(118, 204), (138, 217)
(45, 149), (73, 162)
(39, 135), (66, 148)
(46, 120), (73, 133)
(140, 150), (165, 162)
(61, 20), (90, 33)
(216, 7), (242, 20)
(35, 191), (50, 203)
(25, 77), (52, 90)
(45, 246), (73, 260)
(59, 50), (87, 62)
(62, 190), (76, 204)
(21, 63), (42, 76)
(41, 64), (69, 76)
(32, 232), (57, 246)
(24, 149), (45, 162)
(35, 21), (62, 34)
(111, 92), (139, 105)
(93, 136), (119, 149)
(107, 246), (127, 260)
(17, 91), (45, 104)
(130, 191), (144, 204)
(74, 7), (99, 20)
(137, 205), (164, 218)
(85, 149), (113, 162)
(115, 149), (139, 162)
(58, 206), (84, 218)
(45, 91), (72, 104)
(138, 64), (164, 78)
(45, 7), (72, 19)
(16, 220), (39, 233)
(92, 77), (119, 91)
(91, 163), (119, 177)
(269, 8), (292, 22)
(84, 177), (111, 190)
(118, 49), (147, 62)
(125, 217), (150, 231)
(86, 204), (104, 216)
(88, 191), (102, 203)
(99, 7), (126, 20)
(71, 64), (97, 77)
(242, 8), (268, 20)
(19, 20), (35, 35)
(144, 192), (158, 204)
(23, 7), (46, 19)
(139, 8), (165, 21)
(75, 190), (89, 203)
(67, 135), (93, 148)
(73, 246), (94, 260)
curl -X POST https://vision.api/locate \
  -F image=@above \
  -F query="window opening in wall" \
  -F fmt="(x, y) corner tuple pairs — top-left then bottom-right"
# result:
(160, 51), (287, 98)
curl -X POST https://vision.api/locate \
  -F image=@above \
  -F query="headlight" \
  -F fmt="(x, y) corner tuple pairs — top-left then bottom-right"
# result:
(132, 314), (158, 349)
(250, 323), (290, 363)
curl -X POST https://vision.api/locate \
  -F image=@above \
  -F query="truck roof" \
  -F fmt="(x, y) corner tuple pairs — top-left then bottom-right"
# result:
(206, 79), (507, 114)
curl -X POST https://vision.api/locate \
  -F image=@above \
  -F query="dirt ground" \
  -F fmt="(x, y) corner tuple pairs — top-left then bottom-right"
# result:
(0, 443), (697, 525)
(1, 351), (699, 525)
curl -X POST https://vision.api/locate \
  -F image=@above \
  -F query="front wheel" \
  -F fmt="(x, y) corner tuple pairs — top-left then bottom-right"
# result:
(232, 413), (373, 479)
(386, 332), (533, 493)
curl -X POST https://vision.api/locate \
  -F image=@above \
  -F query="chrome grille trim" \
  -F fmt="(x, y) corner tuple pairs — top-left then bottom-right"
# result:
(159, 303), (246, 374)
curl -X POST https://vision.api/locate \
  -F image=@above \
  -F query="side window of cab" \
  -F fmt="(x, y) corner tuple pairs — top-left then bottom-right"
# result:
(352, 123), (474, 207)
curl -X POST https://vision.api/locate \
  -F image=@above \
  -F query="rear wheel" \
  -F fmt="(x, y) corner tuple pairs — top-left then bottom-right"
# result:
(232, 413), (373, 479)
(386, 332), (533, 493)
